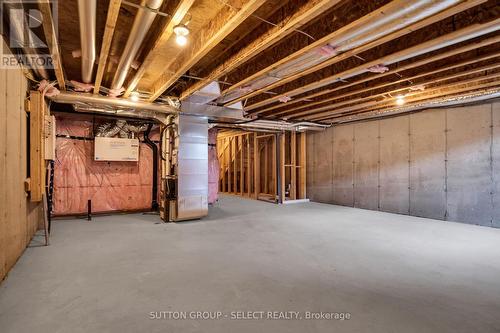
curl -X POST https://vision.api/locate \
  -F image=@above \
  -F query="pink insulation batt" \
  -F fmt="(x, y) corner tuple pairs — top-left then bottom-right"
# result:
(53, 115), (158, 215)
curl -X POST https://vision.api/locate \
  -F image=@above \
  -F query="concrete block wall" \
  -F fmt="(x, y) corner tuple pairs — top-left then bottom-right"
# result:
(307, 100), (500, 228)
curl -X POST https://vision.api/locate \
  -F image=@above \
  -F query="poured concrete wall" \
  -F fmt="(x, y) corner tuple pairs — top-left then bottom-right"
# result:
(307, 100), (500, 228)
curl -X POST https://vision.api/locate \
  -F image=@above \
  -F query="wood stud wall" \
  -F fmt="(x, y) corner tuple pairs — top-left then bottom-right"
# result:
(0, 41), (43, 281)
(217, 130), (307, 203)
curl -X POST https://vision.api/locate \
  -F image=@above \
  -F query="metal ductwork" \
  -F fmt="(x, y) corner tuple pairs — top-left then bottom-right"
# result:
(111, 0), (164, 91)
(77, 0), (96, 83)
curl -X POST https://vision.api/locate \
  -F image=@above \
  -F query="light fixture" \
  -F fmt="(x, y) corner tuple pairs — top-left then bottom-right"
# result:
(173, 23), (189, 46)
(395, 94), (406, 106)
(130, 91), (140, 102)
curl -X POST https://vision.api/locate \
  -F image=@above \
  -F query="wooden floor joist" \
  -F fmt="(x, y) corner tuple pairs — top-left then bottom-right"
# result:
(276, 52), (500, 118)
(147, 0), (267, 102)
(292, 60), (500, 120)
(245, 18), (500, 113)
(221, 0), (487, 107)
(38, 0), (65, 90)
(179, 0), (343, 101)
(123, 0), (195, 97)
(251, 35), (500, 116)
(94, 0), (122, 94)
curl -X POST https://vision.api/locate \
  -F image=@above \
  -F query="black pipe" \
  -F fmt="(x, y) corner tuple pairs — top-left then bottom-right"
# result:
(144, 124), (159, 211)
(87, 199), (92, 221)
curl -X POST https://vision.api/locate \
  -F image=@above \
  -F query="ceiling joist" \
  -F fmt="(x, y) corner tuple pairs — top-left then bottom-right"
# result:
(123, 0), (196, 98)
(147, 0), (267, 102)
(94, 0), (122, 94)
(179, 0), (344, 101)
(225, 0), (487, 107)
(38, 0), (66, 90)
(254, 34), (500, 116)
(244, 18), (500, 113)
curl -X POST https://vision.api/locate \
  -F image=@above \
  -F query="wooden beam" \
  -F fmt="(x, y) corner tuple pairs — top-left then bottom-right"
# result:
(240, 136), (244, 195)
(252, 34), (500, 116)
(222, 137), (227, 192)
(276, 52), (500, 118)
(123, 0), (195, 97)
(307, 66), (500, 121)
(247, 134), (251, 196)
(316, 75), (500, 122)
(264, 141), (268, 194)
(148, 0), (266, 101)
(253, 133), (260, 199)
(279, 133), (286, 203)
(329, 82), (500, 124)
(94, 0), (122, 94)
(37, 0), (65, 90)
(222, 0), (486, 106)
(29, 91), (45, 202)
(293, 60), (500, 120)
(228, 138), (232, 193)
(290, 132), (296, 200)
(233, 136), (237, 193)
(179, 0), (342, 100)
(272, 135), (277, 198)
(298, 133), (306, 199)
(244, 18), (500, 111)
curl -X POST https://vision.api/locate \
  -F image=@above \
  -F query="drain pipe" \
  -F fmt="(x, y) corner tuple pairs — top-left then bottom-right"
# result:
(144, 123), (159, 211)
(111, 0), (164, 91)
(77, 0), (96, 83)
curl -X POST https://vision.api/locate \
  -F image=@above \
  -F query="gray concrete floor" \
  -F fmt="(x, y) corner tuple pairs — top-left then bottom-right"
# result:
(1, 195), (500, 333)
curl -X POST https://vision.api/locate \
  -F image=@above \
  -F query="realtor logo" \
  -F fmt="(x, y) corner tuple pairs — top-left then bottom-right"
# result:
(0, 0), (58, 70)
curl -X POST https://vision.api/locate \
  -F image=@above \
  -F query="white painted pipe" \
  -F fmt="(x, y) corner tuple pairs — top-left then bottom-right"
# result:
(111, 0), (164, 90)
(77, 0), (96, 83)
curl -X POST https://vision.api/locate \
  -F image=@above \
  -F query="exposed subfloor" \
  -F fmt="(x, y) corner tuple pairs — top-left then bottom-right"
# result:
(1, 195), (500, 332)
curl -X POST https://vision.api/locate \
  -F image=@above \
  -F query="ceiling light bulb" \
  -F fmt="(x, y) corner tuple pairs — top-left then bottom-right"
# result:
(130, 91), (140, 102)
(176, 34), (187, 46)
(173, 23), (189, 46)
(396, 95), (405, 105)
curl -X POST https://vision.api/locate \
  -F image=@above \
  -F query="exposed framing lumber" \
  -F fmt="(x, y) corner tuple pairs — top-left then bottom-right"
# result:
(245, 18), (500, 112)
(277, 52), (500, 118)
(247, 134), (251, 196)
(314, 74), (500, 122)
(29, 91), (45, 202)
(290, 132), (296, 200)
(222, 0), (486, 107)
(298, 133), (306, 199)
(94, 0), (122, 94)
(217, 130), (307, 202)
(37, 0), (65, 90)
(179, 0), (343, 100)
(253, 132), (260, 199)
(294, 60), (500, 120)
(329, 83), (500, 124)
(279, 133), (286, 203)
(253, 35), (500, 116)
(123, 0), (195, 97)
(148, 0), (267, 102)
